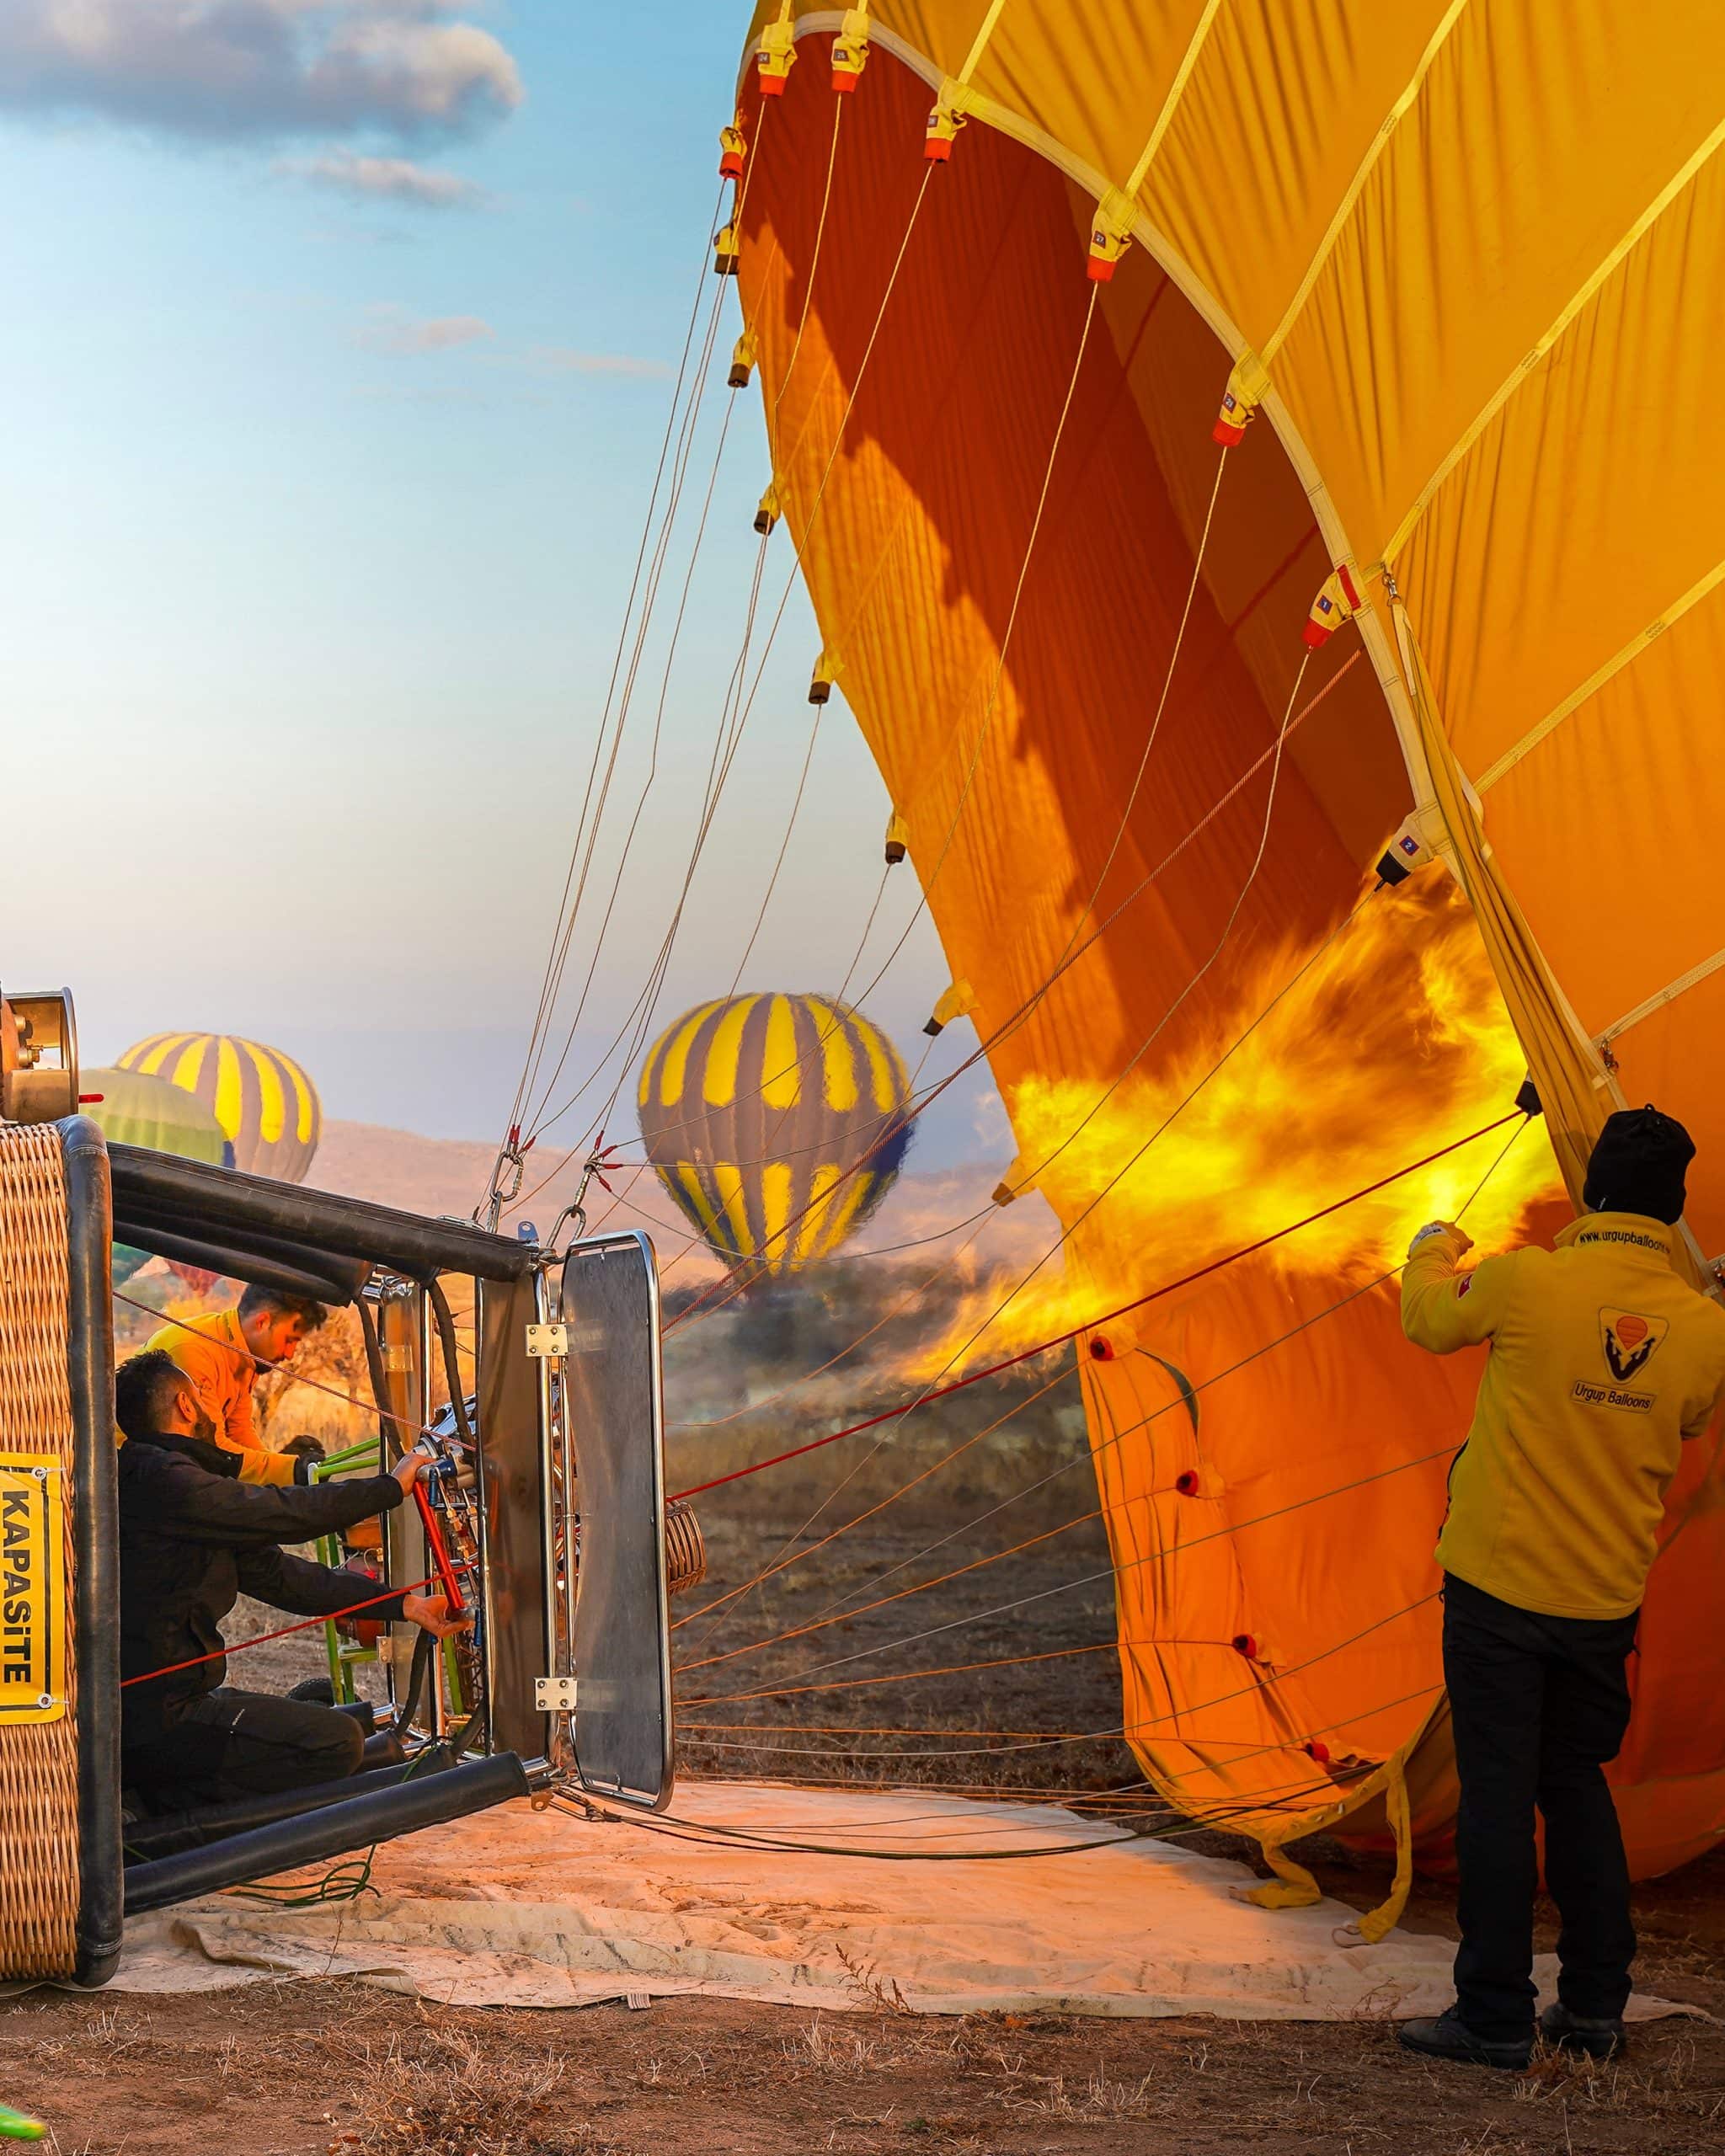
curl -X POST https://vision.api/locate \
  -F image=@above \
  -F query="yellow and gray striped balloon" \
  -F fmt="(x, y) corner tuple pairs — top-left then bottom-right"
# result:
(116, 1033), (322, 1184)
(638, 994), (913, 1277)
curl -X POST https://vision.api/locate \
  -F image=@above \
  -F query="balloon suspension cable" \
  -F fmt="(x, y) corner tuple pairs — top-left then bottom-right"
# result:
(681, 1591), (1437, 1765)
(677, 1108), (1535, 1697)
(672, 874), (1375, 1629)
(507, 109), (786, 1164)
(502, 94), (781, 1176)
(498, 182), (729, 1179)
(611, 128), (1103, 1251)
(543, 1134), (624, 1253)
(664, 649), (1363, 1341)
(712, 1094), (1534, 1659)
(670, 1103), (1521, 1508)
(515, 273), (733, 1147)
(507, 525), (774, 1217)
(519, 163), (939, 1169)
(549, 1702), (1436, 1860)
(667, 867), (1361, 1626)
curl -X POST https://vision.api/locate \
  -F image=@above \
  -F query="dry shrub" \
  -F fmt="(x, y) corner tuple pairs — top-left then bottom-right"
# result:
(334, 2027), (636, 2156)
(257, 1303), (376, 1451)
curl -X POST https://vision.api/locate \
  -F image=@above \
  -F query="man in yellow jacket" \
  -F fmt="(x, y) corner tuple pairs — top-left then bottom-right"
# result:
(148, 1283), (328, 1488)
(1397, 1106), (1725, 2070)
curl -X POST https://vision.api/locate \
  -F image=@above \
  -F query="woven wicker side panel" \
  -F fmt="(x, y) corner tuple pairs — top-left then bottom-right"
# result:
(0, 1125), (81, 1977)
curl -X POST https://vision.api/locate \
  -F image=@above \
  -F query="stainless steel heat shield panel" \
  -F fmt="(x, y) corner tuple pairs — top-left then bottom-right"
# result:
(476, 1273), (553, 1764)
(560, 1232), (672, 1811)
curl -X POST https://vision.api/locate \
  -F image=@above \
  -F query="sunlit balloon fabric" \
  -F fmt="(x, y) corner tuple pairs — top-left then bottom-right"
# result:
(734, 5), (1725, 1908)
(638, 994), (911, 1276)
(117, 1033), (321, 1183)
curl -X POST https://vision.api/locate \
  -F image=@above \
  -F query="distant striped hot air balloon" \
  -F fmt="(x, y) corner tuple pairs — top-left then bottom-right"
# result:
(116, 1032), (322, 1183)
(638, 994), (912, 1278)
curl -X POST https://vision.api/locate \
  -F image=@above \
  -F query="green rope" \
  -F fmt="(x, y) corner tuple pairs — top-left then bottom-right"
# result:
(219, 1740), (446, 1909)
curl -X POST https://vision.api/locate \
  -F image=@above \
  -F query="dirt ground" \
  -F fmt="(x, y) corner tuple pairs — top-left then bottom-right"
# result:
(41, 1395), (1719, 2154)
(3, 1962), (1722, 2156)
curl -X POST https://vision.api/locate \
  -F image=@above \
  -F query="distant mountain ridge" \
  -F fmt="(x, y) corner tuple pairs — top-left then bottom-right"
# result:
(309, 1119), (1044, 1277)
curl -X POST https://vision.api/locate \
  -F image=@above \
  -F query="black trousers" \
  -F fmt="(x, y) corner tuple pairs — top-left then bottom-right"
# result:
(1443, 1572), (1638, 2037)
(125, 1687), (366, 1806)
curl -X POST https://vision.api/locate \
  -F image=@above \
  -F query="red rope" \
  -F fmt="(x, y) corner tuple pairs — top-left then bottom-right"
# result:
(670, 1109), (1519, 1501)
(120, 1568), (462, 1689)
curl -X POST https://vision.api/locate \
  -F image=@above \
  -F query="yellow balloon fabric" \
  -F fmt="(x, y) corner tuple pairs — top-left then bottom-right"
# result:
(733, 8), (1725, 1897)
(117, 1033), (322, 1185)
(639, 994), (912, 1277)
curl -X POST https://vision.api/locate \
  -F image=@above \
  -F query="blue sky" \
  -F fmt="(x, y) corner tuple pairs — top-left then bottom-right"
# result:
(0, 3), (996, 1166)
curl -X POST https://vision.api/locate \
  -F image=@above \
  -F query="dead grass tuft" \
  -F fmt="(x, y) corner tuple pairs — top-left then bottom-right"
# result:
(333, 2027), (635, 2156)
(1507, 2032), (1725, 2123)
(997, 2065), (1162, 2121)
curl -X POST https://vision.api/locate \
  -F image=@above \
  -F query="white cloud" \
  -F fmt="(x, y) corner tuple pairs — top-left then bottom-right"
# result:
(278, 147), (485, 205)
(357, 302), (492, 354)
(526, 347), (676, 382)
(0, 3), (522, 141)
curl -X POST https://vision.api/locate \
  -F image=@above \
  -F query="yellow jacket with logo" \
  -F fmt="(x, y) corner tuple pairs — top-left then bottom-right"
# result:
(146, 1308), (299, 1488)
(1402, 1213), (1725, 1620)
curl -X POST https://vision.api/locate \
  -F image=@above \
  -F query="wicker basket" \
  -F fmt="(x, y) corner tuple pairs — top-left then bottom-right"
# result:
(664, 1498), (708, 1598)
(0, 1119), (120, 1985)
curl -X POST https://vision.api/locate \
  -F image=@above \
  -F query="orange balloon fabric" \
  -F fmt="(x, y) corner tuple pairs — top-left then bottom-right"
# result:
(731, 7), (1725, 1903)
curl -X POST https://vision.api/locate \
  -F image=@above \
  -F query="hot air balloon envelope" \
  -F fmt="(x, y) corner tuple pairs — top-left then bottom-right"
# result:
(734, 6), (1725, 1907)
(639, 994), (911, 1277)
(117, 1032), (321, 1183)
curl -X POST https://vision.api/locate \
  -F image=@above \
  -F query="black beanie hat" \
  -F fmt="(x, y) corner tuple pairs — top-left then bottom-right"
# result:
(1582, 1105), (1695, 1225)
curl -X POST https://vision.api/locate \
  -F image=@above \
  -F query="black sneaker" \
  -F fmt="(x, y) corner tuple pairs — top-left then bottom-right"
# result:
(1540, 2001), (1626, 2061)
(1398, 2011), (1534, 2070)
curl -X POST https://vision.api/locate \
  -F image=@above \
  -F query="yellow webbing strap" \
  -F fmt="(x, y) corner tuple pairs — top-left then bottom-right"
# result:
(957, 0), (1009, 84)
(1243, 1841), (1323, 1914)
(1244, 1751), (1414, 1942)
(1352, 1758), (1415, 1945)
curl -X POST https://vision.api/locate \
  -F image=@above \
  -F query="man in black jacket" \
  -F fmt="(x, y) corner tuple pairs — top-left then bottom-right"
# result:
(115, 1348), (468, 1805)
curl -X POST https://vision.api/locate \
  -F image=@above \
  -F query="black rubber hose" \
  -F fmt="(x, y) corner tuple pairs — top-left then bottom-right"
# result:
(360, 1728), (407, 1770)
(123, 1753), (531, 1915)
(356, 1298), (394, 1457)
(122, 1747), (458, 1861)
(59, 1115), (125, 1990)
(393, 1624), (435, 1738)
(446, 1705), (486, 1759)
(425, 1277), (473, 1445)
(109, 1220), (360, 1306)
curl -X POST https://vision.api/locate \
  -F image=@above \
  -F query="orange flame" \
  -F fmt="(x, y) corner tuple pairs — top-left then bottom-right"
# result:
(909, 877), (1566, 1379)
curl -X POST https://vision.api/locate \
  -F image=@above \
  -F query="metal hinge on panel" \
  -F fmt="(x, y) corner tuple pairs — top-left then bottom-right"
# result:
(525, 1322), (568, 1358)
(535, 1676), (577, 1712)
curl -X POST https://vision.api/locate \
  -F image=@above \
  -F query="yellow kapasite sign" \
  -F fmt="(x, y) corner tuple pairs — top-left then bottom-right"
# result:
(0, 1456), (65, 1725)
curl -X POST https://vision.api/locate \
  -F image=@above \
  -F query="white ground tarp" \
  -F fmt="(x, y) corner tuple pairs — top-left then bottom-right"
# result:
(110, 1781), (1692, 2020)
